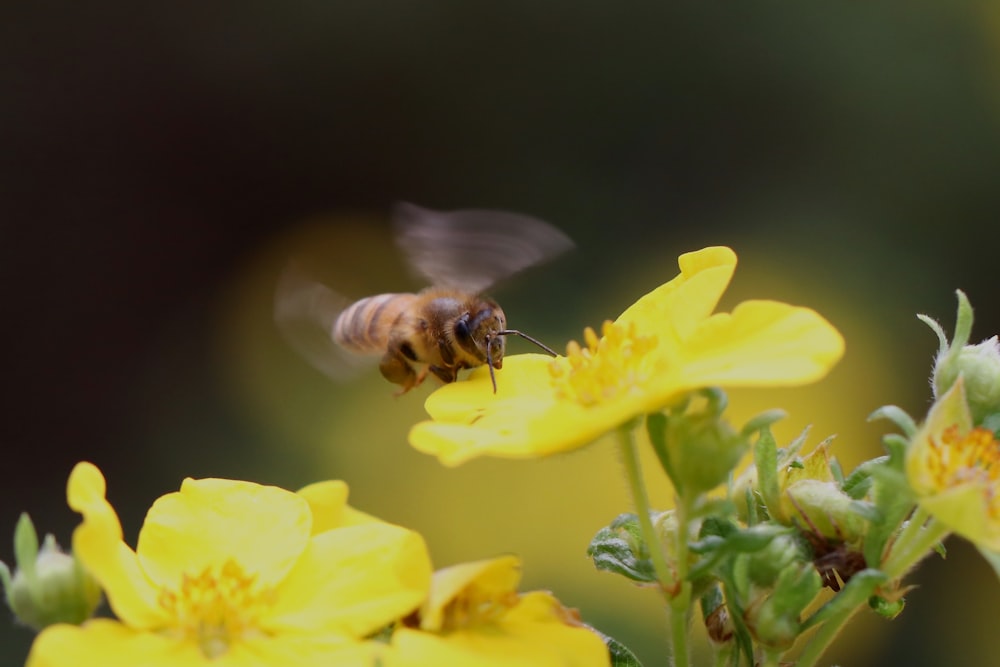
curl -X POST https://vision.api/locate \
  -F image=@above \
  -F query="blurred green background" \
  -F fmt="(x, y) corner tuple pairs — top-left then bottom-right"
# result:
(3, 2), (999, 665)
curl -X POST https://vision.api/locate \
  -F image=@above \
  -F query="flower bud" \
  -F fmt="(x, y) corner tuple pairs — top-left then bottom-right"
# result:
(781, 479), (866, 544)
(744, 533), (808, 588)
(921, 291), (1000, 423)
(0, 514), (102, 630)
(942, 337), (1000, 424)
(744, 563), (821, 649)
(648, 392), (748, 497)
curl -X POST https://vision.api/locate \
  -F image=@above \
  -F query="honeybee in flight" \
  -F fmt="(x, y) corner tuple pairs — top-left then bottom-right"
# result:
(275, 202), (573, 394)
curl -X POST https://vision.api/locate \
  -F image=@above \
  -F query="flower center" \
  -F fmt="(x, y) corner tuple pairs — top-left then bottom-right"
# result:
(158, 559), (274, 659)
(927, 425), (1000, 518)
(548, 320), (657, 406)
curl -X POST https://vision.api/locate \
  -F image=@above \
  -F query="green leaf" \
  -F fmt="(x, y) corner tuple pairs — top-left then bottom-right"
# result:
(598, 631), (645, 667)
(588, 513), (657, 583)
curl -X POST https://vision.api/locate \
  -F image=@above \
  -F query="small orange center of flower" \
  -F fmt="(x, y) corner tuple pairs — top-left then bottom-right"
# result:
(927, 425), (1000, 519)
(548, 320), (657, 406)
(439, 585), (519, 632)
(158, 559), (274, 659)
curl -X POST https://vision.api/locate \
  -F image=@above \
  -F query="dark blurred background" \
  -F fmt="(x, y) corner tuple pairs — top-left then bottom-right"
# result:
(3, 2), (999, 665)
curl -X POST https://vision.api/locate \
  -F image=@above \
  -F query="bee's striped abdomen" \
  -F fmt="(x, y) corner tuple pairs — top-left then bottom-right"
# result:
(333, 293), (414, 353)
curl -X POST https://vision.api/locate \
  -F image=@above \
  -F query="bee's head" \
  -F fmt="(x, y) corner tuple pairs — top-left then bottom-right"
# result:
(454, 298), (559, 394)
(455, 299), (507, 369)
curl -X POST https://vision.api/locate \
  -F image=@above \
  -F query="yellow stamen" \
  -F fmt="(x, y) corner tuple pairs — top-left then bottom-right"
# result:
(158, 559), (274, 658)
(549, 320), (658, 406)
(927, 425), (1000, 519)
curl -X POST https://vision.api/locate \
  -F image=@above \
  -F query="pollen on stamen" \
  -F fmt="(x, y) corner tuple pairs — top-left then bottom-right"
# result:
(548, 320), (658, 407)
(158, 559), (274, 659)
(926, 425), (1000, 519)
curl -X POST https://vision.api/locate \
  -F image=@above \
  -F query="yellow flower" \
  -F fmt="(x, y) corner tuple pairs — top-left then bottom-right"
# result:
(390, 555), (608, 667)
(906, 379), (1000, 551)
(410, 246), (845, 465)
(27, 463), (432, 667)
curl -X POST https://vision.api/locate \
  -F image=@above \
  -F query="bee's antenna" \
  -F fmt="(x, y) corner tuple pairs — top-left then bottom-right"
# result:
(485, 337), (499, 394)
(497, 329), (558, 357)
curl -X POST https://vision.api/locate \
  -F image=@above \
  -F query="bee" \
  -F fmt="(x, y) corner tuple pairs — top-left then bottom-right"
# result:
(274, 202), (572, 394)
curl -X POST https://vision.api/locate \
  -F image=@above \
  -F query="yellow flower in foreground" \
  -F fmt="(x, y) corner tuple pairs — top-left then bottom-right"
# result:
(410, 246), (845, 465)
(390, 555), (608, 667)
(906, 379), (1000, 551)
(28, 463), (431, 667)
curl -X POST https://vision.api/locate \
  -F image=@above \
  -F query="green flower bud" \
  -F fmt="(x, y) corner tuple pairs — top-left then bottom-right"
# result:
(744, 533), (808, 588)
(745, 563), (821, 649)
(0, 514), (102, 630)
(648, 391), (749, 497)
(920, 290), (1000, 423)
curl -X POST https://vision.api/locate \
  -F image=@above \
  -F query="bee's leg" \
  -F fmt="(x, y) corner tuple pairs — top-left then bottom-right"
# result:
(428, 365), (458, 384)
(380, 346), (420, 393)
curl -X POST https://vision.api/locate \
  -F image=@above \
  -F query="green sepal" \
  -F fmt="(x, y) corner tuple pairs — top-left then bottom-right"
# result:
(868, 594), (905, 619)
(867, 405), (918, 439)
(862, 461), (916, 568)
(777, 426), (812, 468)
(753, 427), (781, 521)
(588, 513), (657, 583)
(841, 455), (888, 499)
(14, 514), (40, 584)
(740, 410), (787, 438)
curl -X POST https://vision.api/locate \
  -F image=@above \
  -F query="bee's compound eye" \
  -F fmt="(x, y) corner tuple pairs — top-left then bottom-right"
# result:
(454, 318), (472, 343)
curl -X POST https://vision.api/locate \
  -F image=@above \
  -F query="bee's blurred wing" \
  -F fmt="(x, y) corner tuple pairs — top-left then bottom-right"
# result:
(392, 202), (574, 293)
(274, 264), (375, 381)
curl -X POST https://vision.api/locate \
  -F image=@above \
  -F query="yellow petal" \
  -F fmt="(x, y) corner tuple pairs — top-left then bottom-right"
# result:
(918, 482), (1000, 552)
(233, 634), (388, 667)
(906, 379), (973, 496)
(296, 480), (382, 534)
(66, 463), (169, 630)
(264, 523), (431, 637)
(392, 592), (608, 667)
(135, 478), (311, 591)
(617, 246), (737, 342)
(27, 619), (186, 667)
(421, 556), (522, 631)
(27, 618), (387, 667)
(423, 355), (554, 421)
(662, 300), (845, 389)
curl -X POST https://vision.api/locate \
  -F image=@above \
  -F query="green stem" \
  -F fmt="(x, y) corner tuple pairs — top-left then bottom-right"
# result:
(617, 424), (689, 667)
(670, 490), (693, 667)
(881, 507), (950, 579)
(794, 604), (863, 667)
